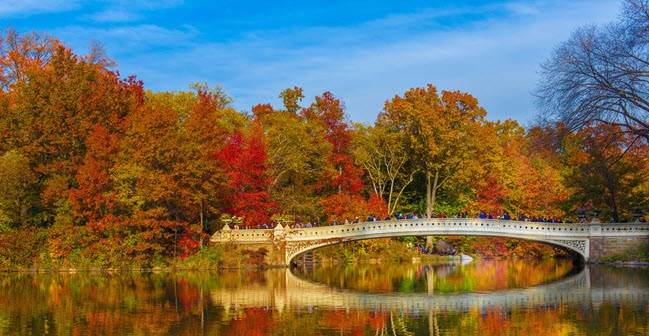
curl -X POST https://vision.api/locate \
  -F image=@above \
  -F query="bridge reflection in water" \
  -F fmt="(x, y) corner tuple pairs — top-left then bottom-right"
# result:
(212, 266), (649, 313)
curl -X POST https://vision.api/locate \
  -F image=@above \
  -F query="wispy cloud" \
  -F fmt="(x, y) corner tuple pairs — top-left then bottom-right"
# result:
(503, 3), (540, 16)
(119, 0), (183, 10)
(0, 0), (79, 17)
(165, 0), (621, 123)
(55, 24), (196, 53)
(24, 0), (621, 125)
(90, 9), (140, 23)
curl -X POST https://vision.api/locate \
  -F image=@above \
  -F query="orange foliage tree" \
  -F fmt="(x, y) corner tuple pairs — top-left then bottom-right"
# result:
(380, 85), (487, 217)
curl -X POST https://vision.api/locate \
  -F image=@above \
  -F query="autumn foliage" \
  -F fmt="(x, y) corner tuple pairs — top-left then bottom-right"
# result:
(0, 29), (647, 269)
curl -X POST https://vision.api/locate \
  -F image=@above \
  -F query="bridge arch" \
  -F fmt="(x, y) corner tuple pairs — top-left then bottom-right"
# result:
(286, 230), (589, 265)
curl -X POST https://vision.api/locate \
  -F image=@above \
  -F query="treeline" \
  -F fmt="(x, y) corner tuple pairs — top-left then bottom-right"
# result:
(0, 28), (647, 268)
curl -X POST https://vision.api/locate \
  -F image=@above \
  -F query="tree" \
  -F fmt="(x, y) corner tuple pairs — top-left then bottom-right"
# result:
(301, 92), (366, 220)
(67, 125), (118, 225)
(0, 30), (142, 227)
(252, 89), (332, 223)
(0, 150), (36, 230)
(0, 28), (59, 91)
(536, 0), (649, 141)
(278, 86), (304, 114)
(379, 85), (487, 217)
(561, 123), (649, 221)
(175, 84), (233, 242)
(217, 123), (275, 227)
(352, 123), (415, 215)
(511, 124), (572, 220)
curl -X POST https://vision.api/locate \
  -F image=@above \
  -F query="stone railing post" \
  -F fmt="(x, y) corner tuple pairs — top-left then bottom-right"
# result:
(219, 224), (232, 240)
(273, 223), (286, 241)
(589, 223), (602, 237)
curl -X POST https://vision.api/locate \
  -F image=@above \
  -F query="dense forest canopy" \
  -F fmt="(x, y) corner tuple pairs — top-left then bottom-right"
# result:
(0, 5), (648, 268)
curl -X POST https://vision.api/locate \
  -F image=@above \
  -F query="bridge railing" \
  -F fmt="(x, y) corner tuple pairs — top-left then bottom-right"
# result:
(211, 218), (649, 243)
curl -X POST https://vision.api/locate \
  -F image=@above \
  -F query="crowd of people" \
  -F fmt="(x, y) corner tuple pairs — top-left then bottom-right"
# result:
(230, 210), (586, 230)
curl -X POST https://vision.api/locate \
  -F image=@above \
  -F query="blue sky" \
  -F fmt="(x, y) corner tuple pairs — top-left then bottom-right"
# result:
(2, 0), (621, 125)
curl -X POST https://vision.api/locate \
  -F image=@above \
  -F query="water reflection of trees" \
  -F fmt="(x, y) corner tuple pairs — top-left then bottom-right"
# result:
(293, 259), (577, 293)
(0, 265), (647, 335)
(0, 272), (225, 335)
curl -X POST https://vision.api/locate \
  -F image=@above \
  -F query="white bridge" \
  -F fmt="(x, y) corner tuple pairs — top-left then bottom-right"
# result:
(210, 218), (649, 265)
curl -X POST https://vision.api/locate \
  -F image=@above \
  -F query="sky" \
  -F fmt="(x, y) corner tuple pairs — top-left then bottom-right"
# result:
(1, 0), (622, 125)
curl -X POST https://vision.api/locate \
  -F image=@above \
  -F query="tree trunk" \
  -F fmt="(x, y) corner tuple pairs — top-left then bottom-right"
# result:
(426, 170), (439, 217)
(338, 166), (342, 194)
(199, 200), (204, 249)
(426, 170), (432, 218)
(431, 170), (439, 216)
(425, 170), (439, 251)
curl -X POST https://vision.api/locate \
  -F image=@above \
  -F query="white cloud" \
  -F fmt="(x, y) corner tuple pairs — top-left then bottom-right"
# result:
(503, 3), (540, 16)
(0, 0), (79, 16)
(55, 24), (196, 53)
(197, 0), (622, 123)
(90, 9), (140, 23)
(122, 0), (183, 10)
(46, 0), (621, 125)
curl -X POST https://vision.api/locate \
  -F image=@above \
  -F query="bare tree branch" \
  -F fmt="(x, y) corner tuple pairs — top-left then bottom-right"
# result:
(536, 0), (649, 142)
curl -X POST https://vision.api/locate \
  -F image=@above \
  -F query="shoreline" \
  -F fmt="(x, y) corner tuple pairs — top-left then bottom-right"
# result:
(3, 257), (648, 273)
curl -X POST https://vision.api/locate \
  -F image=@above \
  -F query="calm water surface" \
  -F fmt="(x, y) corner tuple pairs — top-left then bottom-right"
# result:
(0, 260), (648, 335)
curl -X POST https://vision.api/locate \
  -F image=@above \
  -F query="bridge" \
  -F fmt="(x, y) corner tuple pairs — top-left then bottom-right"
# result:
(212, 267), (649, 312)
(210, 218), (649, 266)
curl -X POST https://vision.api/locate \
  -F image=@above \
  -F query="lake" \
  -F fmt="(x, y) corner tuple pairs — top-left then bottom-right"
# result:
(0, 259), (647, 335)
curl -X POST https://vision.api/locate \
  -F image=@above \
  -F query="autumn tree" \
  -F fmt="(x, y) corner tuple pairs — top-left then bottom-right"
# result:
(67, 125), (119, 225)
(109, 84), (241, 260)
(0, 28), (58, 91)
(253, 88), (332, 222)
(352, 123), (415, 215)
(278, 86), (304, 114)
(172, 84), (236, 242)
(561, 123), (649, 221)
(508, 125), (571, 220)
(471, 120), (519, 215)
(301, 91), (367, 220)
(0, 30), (141, 229)
(379, 85), (487, 217)
(0, 150), (36, 230)
(217, 122), (275, 227)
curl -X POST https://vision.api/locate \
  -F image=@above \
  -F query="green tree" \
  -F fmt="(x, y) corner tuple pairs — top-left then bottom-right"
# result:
(252, 89), (332, 223)
(0, 150), (36, 230)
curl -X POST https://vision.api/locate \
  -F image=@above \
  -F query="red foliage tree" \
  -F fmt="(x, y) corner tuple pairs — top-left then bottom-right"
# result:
(217, 123), (275, 227)
(67, 124), (118, 225)
(301, 92), (365, 218)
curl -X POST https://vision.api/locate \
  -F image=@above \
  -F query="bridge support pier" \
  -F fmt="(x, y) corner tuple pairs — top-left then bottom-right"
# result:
(589, 236), (649, 262)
